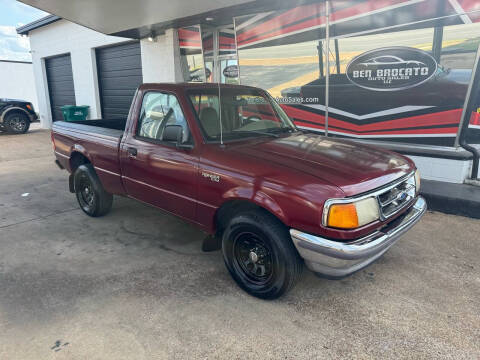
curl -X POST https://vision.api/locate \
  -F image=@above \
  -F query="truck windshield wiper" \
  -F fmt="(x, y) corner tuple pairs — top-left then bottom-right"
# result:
(271, 126), (296, 134)
(231, 130), (280, 138)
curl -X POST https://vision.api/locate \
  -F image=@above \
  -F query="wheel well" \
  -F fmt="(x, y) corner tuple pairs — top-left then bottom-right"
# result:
(214, 200), (283, 237)
(2, 108), (29, 121)
(70, 152), (90, 172)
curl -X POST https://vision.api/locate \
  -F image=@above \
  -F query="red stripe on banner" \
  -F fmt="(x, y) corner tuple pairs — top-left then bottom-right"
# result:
(219, 43), (236, 49)
(297, 124), (458, 138)
(179, 41), (201, 48)
(178, 28), (201, 41)
(179, 27), (202, 49)
(459, 0), (480, 22)
(330, 0), (410, 23)
(237, 4), (322, 43)
(293, 120), (458, 136)
(218, 36), (235, 50)
(219, 36), (235, 44)
(237, 5), (323, 46)
(457, 0), (480, 12)
(237, 0), (412, 47)
(470, 112), (480, 125)
(281, 105), (462, 135)
(203, 37), (213, 48)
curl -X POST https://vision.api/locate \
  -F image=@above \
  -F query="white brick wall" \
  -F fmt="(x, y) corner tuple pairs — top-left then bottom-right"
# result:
(28, 20), (182, 128)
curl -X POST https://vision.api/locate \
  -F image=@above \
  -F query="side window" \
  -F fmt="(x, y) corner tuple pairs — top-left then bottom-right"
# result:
(137, 92), (191, 143)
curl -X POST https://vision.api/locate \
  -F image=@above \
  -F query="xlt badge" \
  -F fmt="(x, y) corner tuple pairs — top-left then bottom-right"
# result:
(201, 171), (220, 183)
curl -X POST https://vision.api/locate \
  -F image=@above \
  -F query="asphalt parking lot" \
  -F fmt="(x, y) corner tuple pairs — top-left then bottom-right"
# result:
(0, 126), (479, 359)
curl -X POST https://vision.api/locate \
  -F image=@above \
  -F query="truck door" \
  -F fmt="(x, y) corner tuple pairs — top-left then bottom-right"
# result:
(120, 91), (198, 222)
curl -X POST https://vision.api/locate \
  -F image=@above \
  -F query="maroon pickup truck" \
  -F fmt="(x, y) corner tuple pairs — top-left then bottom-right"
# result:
(52, 83), (426, 299)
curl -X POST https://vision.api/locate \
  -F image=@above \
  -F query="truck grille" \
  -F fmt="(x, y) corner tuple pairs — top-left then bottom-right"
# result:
(377, 174), (416, 219)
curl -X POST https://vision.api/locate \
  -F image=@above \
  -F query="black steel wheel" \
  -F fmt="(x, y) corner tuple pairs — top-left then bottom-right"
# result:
(232, 231), (274, 285)
(222, 210), (303, 299)
(77, 172), (96, 210)
(4, 112), (30, 134)
(74, 164), (113, 217)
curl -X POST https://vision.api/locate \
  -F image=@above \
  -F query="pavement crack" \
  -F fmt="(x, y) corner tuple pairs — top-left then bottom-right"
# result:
(0, 208), (79, 229)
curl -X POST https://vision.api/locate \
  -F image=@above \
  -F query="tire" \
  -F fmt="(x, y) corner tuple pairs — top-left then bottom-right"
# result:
(222, 210), (303, 299)
(74, 164), (113, 217)
(4, 112), (30, 134)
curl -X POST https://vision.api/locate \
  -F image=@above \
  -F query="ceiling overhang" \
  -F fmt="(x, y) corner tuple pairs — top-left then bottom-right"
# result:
(17, 0), (314, 38)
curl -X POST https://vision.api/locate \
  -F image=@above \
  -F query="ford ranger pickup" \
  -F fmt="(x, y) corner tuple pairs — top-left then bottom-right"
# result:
(52, 83), (426, 299)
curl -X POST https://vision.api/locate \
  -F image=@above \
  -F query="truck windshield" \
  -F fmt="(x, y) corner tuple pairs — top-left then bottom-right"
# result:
(188, 88), (296, 142)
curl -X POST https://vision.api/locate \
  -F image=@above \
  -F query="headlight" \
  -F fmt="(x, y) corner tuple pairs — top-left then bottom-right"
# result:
(414, 170), (421, 195)
(323, 197), (380, 229)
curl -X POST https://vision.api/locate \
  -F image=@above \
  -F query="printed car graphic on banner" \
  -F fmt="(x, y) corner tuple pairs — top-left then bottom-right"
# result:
(234, 0), (480, 145)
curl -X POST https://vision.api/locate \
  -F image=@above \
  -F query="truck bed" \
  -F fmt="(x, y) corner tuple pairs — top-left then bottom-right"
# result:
(52, 118), (127, 195)
(54, 118), (126, 137)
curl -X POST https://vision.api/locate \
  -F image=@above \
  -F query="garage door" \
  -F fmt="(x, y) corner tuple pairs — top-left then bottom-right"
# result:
(96, 42), (143, 120)
(46, 54), (76, 121)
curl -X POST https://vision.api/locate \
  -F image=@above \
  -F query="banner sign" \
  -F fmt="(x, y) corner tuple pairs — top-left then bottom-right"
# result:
(346, 47), (438, 91)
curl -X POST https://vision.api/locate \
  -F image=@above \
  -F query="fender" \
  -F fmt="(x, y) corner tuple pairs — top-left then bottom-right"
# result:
(66, 146), (93, 193)
(222, 186), (288, 225)
(71, 143), (90, 158)
(68, 144), (93, 171)
(0, 106), (30, 123)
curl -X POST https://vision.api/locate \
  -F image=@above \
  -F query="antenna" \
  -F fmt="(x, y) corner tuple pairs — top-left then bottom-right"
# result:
(218, 79), (224, 146)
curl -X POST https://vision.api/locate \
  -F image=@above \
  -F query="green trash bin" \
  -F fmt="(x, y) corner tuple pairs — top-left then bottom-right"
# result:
(61, 105), (89, 121)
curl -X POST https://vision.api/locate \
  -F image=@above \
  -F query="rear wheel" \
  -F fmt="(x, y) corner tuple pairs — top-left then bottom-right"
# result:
(74, 164), (113, 217)
(222, 210), (303, 299)
(4, 112), (30, 134)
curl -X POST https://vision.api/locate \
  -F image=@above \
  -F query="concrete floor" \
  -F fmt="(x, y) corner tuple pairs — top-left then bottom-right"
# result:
(0, 125), (479, 359)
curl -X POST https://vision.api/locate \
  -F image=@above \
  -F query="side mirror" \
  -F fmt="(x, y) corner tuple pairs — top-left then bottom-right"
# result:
(163, 125), (193, 150)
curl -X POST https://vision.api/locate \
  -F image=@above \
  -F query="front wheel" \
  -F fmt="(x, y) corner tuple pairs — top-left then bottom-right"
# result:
(74, 164), (113, 217)
(4, 112), (30, 134)
(222, 210), (303, 299)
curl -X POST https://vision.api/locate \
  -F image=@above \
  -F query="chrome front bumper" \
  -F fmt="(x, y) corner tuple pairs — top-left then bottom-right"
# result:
(290, 196), (427, 278)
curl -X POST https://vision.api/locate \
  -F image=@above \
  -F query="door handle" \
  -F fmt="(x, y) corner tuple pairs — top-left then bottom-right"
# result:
(127, 147), (137, 158)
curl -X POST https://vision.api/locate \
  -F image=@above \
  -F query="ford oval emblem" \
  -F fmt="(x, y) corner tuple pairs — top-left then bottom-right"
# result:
(346, 47), (438, 91)
(223, 65), (239, 78)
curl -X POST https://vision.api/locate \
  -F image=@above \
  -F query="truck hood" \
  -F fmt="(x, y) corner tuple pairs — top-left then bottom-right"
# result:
(229, 132), (414, 196)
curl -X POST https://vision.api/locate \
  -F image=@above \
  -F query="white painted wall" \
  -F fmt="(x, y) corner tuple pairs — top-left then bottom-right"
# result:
(28, 19), (181, 128)
(0, 61), (39, 109)
(407, 155), (472, 183)
(140, 28), (183, 83)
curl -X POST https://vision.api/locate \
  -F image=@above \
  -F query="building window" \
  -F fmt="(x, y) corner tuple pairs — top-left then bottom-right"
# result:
(178, 26), (206, 82)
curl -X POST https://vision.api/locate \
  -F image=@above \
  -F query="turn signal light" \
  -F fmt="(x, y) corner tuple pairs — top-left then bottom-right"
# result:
(26, 104), (33, 110)
(327, 203), (359, 229)
(324, 197), (380, 229)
